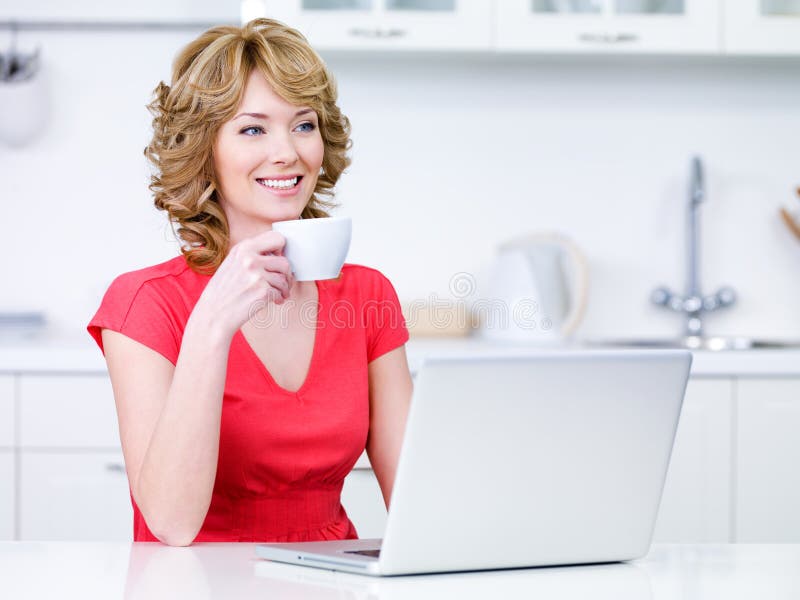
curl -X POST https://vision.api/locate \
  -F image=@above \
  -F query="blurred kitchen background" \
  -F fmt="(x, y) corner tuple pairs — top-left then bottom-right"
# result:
(2, 0), (800, 546)
(1, 0), (799, 340)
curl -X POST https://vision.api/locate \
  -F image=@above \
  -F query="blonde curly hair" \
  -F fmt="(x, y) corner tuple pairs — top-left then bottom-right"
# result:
(144, 18), (352, 274)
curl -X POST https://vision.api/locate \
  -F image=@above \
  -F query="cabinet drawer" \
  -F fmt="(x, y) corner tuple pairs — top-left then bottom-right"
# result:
(342, 469), (386, 539)
(736, 378), (800, 542)
(20, 451), (131, 541)
(652, 378), (733, 543)
(20, 375), (119, 448)
(0, 451), (13, 540)
(0, 375), (13, 447)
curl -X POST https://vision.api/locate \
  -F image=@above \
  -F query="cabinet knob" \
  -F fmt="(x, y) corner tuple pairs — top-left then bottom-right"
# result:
(105, 462), (126, 474)
(578, 32), (639, 44)
(349, 27), (407, 39)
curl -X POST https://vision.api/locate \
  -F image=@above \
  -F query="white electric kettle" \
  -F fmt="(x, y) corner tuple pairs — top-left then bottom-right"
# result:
(479, 232), (589, 343)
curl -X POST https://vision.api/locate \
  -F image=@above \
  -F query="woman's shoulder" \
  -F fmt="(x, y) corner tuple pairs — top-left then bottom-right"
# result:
(106, 255), (197, 300)
(326, 263), (397, 298)
(88, 255), (199, 360)
(329, 264), (409, 359)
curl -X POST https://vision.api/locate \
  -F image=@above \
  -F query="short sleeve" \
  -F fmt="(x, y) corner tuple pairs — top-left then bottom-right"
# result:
(363, 271), (409, 363)
(87, 276), (182, 366)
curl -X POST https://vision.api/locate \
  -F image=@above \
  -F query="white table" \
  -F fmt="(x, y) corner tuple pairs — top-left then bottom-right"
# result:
(0, 543), (798, 599)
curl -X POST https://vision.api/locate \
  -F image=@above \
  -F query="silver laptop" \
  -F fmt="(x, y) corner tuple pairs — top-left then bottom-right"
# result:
(256, 350), (692, 576)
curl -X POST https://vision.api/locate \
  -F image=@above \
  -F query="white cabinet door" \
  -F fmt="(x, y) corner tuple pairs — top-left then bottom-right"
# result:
(736, 377), (800, 542)
(19, 375), (119, 449)
(342, 468), (387, 539)
(268, 0), (493, 51)
(0, 451), (13, 540)
(0, 0), (241, 22)
(496, 0), (720, 53)
(20, 451), (132, 541)
(725, 0), (800, 54)
(0, 375), (13, 448)
(341, 452), (387, 538)
(652, 377), (733, 542)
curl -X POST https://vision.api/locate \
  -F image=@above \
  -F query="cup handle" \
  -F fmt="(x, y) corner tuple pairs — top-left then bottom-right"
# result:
(559, 238), (589, 337)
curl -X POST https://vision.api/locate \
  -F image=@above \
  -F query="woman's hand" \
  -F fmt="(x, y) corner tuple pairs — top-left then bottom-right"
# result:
(193, 230), (294, 337)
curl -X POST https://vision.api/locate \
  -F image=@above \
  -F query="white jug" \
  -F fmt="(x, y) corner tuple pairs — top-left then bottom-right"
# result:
(479, 232), (588, 343)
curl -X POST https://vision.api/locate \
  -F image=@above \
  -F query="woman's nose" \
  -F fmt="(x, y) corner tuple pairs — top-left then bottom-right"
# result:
(266, 131), (299, 165)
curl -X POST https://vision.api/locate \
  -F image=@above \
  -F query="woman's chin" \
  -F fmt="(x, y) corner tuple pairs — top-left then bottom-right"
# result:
(263, 211), (302, 228)
(270, 212), (302, 224)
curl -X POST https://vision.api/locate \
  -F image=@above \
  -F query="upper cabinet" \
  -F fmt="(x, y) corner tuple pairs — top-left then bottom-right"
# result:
(495, 0), (720, 53)
(725, 0), (800, 54)
(0, 0), (241, 23)
(5, 0), (800, 55)
(263, 0), (800, 55)
(264, 0), (493, 50)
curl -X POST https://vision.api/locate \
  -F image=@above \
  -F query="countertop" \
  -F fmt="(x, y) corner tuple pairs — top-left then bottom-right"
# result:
(0, 542), (798, 599)
(1, 334), (800, 376)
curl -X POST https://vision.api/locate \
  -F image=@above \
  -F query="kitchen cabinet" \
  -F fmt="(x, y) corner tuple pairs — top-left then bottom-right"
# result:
(725, 0), (800, 54)
(19, 451), (131, 541)
(19, 375), (119, 449)
(735, 377), (800, 542)
(495, 0), (720, 54)
(342, 467), (387, 538)
(652, 378), (733, 542)
(16, 374), (130, 541)
(264, 0), (493, 51)
(10, 372), (384, 541)
(0, 0), (240, 23)
(0, 451), (13, 540)
(0, 376), (14, 541)
(0, 375), (13, 447)
(4, 349), (800, 542)
(5, 0), (800, 57)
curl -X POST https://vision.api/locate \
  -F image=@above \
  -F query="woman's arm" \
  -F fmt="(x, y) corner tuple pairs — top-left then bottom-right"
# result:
(365, 345), (414, 508)
(102, 310), (231, 546)
(102, 232), (293, 546)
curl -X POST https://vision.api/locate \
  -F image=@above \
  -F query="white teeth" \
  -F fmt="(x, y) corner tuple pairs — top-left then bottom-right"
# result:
(259, 177), (298, 189)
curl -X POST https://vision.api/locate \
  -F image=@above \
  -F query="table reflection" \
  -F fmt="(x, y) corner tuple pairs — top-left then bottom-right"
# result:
(124, 542), (653, 600)
(253, 559), (653, 599)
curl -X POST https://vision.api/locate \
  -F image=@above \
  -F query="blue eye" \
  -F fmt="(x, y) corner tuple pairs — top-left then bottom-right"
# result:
(240, 125), (264, 136)
(295, 122), (316, 133)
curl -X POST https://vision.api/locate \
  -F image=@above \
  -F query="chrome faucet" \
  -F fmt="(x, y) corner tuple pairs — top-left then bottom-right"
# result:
(650, 156), (736, 337)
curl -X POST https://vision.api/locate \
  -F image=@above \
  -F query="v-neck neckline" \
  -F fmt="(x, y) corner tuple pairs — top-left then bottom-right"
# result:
(235, 280), (324, 397)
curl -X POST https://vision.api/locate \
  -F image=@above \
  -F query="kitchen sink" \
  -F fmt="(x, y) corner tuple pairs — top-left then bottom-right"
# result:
(584, 336), (800, 351)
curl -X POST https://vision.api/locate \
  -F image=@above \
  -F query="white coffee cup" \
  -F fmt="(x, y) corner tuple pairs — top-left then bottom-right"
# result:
(272, 216), (351, 281)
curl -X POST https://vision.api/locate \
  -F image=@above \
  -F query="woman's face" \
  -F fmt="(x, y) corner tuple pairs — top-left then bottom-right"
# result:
(213, 69), (324, 241)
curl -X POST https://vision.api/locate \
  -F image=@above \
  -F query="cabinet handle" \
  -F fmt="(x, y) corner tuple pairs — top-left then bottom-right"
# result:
(105, 462), (126, 474)
(348, 27), (407, 39)
(578, 32), (639, 44)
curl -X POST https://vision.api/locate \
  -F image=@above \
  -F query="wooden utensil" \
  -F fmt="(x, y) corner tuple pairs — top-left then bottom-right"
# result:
(780, 186), (800, 242)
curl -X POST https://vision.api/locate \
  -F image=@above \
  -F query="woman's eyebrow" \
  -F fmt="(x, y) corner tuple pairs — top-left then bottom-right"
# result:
(234, 108), (315, 120)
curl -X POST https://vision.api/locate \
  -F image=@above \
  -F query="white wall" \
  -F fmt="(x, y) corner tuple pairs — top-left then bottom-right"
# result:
(1, 27), (799, 340)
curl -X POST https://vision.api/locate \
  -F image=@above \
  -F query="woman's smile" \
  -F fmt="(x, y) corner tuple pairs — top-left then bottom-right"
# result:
(256, 174), (304, 195)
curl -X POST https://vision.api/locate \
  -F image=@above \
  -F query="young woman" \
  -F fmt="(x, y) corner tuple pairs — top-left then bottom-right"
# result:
(88, 18), (413, 547)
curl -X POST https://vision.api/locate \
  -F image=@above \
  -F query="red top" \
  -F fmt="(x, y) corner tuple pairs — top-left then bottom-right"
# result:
(87, 255), (409, 542)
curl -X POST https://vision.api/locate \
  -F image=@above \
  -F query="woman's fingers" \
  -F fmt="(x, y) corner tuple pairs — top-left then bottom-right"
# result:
(260, 254), (292, 278)
(246, 230), (287, 256)
(263, 270), (291, 300)
(224, 231), (295, 306)
(250, 255), (291, 300)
